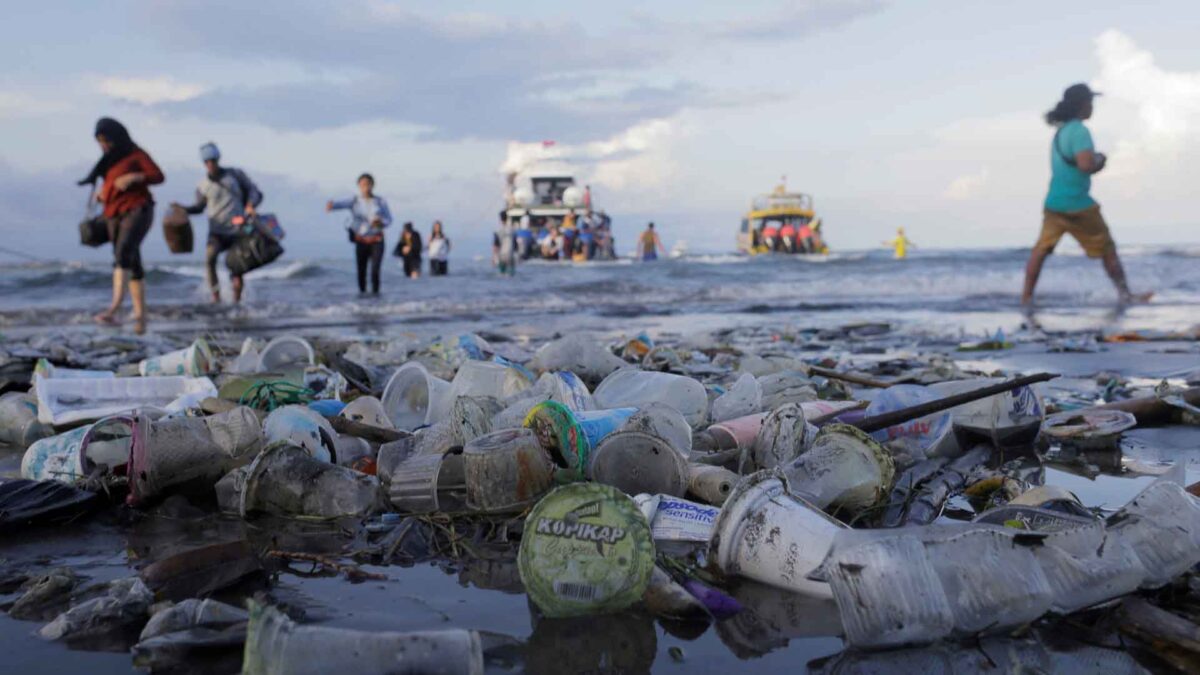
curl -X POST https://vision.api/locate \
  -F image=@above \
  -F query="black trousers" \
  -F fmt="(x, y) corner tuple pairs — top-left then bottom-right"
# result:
(356, 239), (384, 293)
(108, 203), (153, 280)
(402, 255), (421, 277)
(430, 259), (448, 276)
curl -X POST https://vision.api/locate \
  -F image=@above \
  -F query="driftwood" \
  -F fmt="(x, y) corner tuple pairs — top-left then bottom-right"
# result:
(327, 416), (410, 444)
(1096, 387), (1200, 426)
(1117, 596), (1200, 671)
(808, 366), (893, 389)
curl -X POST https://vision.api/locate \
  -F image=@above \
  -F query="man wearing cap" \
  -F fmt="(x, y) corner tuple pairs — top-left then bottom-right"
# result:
(1021, 84), (1151, 307)
(173, 142), (263, 304)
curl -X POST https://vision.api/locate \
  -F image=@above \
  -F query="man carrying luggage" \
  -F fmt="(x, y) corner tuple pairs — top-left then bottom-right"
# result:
(173, 142), (263, 304)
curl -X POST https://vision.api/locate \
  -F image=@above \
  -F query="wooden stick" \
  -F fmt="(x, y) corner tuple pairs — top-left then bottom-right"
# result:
(809, 365), (893, 389)
(853, 372), (1058, 434)
(1096, 387), (1200, 426)
(1118, 596), (1200, 656)
(327, 415), (410, 444)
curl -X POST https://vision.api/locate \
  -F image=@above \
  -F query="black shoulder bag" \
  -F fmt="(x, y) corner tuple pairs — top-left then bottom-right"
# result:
(78, 188), (109, 247)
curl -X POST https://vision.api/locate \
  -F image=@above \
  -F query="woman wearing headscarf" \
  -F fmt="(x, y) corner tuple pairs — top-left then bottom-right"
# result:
(78, 118), (164, 333)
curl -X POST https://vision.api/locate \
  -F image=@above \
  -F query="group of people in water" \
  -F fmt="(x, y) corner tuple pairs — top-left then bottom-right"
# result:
(500, 210), (620, 263)
(750, 218), (825, 255)
(78, 82), (1148, 334)
(78, 117), (458, 332)
(324, 175), (452, 293)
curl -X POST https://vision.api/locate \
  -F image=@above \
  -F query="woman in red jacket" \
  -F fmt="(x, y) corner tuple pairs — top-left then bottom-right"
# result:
(79, 118), (164, 333)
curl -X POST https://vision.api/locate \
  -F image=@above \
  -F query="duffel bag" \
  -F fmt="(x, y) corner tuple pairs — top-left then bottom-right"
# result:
(225, 230), (284, 277)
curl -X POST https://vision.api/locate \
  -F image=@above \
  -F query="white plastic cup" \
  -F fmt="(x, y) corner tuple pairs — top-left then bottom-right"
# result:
(127, 407), (262, 506)
(21, 415), (134, 483)
(450, 360), (530, 402)
(243, 601), (483, 675)
(620, 403), (693, 454)
(708, 471), (846, 598)
(138, 338), (214, 377)
(0, 392), (52, 448)
(257, 336), (315, 372)
(928, 379), (1044, 450)
(593, 369), (708, 428)
(535, 371), (595, 411)
(751, 403), (817, 470)
(783, 424), (895, 515)
(381, 362), (453, 430)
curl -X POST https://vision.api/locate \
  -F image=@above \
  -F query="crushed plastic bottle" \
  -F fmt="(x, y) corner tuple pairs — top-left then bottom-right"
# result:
(711, 373), (763, 423)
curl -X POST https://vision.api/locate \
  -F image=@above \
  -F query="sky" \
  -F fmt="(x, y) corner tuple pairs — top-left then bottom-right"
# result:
(2, 0), (1199, 261)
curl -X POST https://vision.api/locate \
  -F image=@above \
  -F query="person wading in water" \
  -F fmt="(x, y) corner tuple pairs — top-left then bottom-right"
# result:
(1021, 83), (1151, 308)
(80, 117), (165, 334)
(175, 143), (263, 304)
(327, 173), (392, 295)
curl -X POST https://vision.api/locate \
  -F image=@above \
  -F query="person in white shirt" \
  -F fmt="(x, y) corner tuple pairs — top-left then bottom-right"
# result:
(326, 173), (392, 294)
(428, 221), (451, 276)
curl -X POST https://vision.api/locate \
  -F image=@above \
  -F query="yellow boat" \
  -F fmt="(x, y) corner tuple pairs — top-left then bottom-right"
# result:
(737, 182), (827, 255)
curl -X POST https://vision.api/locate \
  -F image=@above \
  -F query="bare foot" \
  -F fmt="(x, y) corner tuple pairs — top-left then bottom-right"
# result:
(211, 291), (221, 304)
(94, 310), (120, 325)
(132, 315), (146, 335)
(1119, 291), (1154, 305)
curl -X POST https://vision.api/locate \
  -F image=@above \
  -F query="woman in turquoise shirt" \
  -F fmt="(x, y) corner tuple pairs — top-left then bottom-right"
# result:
(1021, 83), (1151, 307)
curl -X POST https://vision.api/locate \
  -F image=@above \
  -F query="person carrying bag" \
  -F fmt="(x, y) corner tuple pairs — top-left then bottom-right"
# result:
(326, 173), (392, 295)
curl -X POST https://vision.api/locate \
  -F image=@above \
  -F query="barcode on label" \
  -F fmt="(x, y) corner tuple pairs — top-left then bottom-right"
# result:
(554, 581), (597, 600)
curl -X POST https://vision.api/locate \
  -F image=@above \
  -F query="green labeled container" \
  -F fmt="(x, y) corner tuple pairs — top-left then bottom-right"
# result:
(519, 483), (655, 617)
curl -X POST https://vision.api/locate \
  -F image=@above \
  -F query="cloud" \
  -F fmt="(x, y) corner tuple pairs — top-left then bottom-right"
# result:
(1091, 29), (1200, 196)
(130, 0), (686, 141)
(98, 77), (207, 105)
(0, 90), (69, 118)
(708, 0), (887, 40)
(942, 169), (989, 200)
(500, 118), (685, 193)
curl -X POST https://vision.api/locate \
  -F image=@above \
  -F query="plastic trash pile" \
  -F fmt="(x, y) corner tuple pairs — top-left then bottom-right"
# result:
(2, 325), (1200, 673)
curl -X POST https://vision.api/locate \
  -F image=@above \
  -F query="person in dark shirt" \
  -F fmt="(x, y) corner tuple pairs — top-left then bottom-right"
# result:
(396, 222), (423, 278)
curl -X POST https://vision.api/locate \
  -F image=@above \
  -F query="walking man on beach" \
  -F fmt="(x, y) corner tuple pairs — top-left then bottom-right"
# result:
(174, 142), (262, 304)
(494, 213), (517, 275)
(1021, 84), (1151, 308)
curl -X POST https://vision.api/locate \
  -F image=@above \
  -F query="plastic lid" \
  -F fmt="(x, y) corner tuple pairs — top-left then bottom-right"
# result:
(519, 483), (655, 617)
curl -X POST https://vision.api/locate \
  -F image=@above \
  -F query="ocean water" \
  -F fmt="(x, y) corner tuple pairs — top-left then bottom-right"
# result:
(2, 245), (1196, 339)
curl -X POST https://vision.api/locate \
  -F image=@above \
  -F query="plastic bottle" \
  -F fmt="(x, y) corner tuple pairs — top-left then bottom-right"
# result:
(711, 373), (763, 423)
(593, 370), (708, 428)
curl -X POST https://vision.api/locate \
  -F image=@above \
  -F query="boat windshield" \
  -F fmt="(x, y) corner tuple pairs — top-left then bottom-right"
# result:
(752, 193), (812, 212)
(531, 177), (575, 206)
(750, 215), (813, 230)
